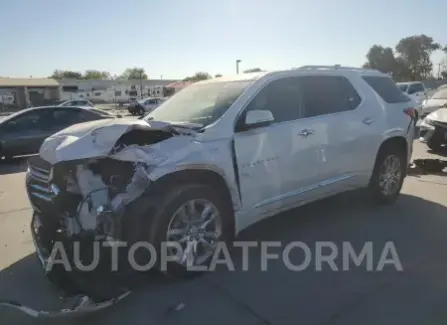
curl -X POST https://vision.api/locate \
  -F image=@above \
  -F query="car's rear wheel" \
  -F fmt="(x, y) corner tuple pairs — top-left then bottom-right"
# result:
(368, 146), (406, 204)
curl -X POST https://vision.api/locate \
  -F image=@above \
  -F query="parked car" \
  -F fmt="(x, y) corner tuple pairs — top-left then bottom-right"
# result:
(58, 99), (94, 108)
(0, 106), (116, 160)
(397, 81), (427, 116)
(419, 86), (447, 119)
(26, 65), (415, 307)
(419, 108), (447, 151)
(128, 97), (164, 115)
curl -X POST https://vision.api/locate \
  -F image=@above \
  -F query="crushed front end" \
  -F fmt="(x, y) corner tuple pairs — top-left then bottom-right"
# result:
(21, 119), (187, 316)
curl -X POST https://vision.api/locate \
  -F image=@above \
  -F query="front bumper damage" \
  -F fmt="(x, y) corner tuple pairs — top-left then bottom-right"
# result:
(11, 119), (194, 318)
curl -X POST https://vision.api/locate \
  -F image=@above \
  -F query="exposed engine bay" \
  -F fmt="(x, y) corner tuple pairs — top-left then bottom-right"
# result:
(43, 125), (175, 241)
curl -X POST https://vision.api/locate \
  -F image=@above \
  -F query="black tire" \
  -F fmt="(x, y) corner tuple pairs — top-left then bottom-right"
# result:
(368, 145), (406, 205)
(427, 139), (442, 152)
(126, 184), (233, 278)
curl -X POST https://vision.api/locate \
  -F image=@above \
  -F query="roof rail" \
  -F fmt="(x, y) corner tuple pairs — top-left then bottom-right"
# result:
(295, 65), (378, 72)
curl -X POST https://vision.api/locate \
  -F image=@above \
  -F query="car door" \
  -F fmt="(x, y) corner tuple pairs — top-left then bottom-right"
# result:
(1, 109), (53, 155)
(233, 76), (322, 213)
(298, 75), (367, 189)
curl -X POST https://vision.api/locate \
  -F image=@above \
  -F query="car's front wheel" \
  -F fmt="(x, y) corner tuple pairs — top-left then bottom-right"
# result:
(127, 184), (233, 278)
(368, 146), (406, 204)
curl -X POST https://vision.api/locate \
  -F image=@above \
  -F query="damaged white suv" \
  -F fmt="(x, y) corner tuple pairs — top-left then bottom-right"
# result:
(27, 66), (415, 292)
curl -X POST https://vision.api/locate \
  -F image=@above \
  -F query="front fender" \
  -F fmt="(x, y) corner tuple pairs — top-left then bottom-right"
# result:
(148, 163), (242, 211)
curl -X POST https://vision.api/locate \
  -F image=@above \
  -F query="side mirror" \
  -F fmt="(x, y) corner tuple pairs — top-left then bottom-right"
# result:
(245, 110), (274, 129)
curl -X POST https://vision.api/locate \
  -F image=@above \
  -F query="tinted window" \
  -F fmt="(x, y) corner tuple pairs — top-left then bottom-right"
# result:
(53, 109), (83, 125)
(362, 76), (410, 103)
(52, 108), (99, 126)
(299, 76), (361, 118)
(408, 83), (424, 94)
(7, 110), (50, 131)
(243, 77), (301, 124)
(398, 84), (408, 92)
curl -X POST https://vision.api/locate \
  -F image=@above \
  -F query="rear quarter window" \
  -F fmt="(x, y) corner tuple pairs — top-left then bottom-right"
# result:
(362, 76), (410, 104)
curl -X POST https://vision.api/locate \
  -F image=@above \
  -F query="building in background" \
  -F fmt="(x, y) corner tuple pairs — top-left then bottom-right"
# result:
(0, 78), (60, 110)
(58, 79), (178, 104)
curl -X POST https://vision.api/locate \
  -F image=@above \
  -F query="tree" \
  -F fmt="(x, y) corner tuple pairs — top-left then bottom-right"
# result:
(363, 35), (442, 81)
(50, 70), (82, 79)
(243, 68), (263, 73)
(120, 67), (148, 80)
(183, 72), (211, 82)
(395, 35), (441, 80)
(83, 70), (111, 80)
(364, 45), (396, 73)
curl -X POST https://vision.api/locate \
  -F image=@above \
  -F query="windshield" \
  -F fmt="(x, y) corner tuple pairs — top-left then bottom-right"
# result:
(431, 88), (447, 99)
(398, 84), (408, 92)
(145, 80), (251, 126)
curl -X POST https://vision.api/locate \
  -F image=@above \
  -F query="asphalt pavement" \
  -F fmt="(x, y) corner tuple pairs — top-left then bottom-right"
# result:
(0, 142), (447, 325)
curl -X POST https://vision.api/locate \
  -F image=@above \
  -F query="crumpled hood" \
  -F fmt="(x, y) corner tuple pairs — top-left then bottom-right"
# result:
(39, 118), (176, 164)
(427, 108), (447, 123)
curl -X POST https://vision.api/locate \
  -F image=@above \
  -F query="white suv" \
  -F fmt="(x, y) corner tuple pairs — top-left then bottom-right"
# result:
(27, 66), (415, 287)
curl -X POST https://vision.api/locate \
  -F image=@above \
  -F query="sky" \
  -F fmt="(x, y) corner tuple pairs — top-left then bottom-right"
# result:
(1, 0), (447, 79)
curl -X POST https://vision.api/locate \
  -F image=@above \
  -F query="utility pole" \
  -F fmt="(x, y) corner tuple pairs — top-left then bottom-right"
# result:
(140, 71), (143, 99)
(236, 60), (242, 74)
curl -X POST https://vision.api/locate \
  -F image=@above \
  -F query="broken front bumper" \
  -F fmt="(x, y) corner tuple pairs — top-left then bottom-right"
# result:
(24, 212), (131, 317)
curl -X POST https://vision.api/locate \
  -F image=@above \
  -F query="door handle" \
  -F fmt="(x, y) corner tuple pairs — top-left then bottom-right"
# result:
(362, 117), (373, 125)
(298, 129), (315, 137)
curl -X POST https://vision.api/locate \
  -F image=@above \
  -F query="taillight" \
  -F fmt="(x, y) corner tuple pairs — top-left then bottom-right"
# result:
(403, 107), (416, 119)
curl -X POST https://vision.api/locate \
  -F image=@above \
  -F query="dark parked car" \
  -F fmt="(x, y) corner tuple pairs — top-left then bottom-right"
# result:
(0, 106), (116, 160)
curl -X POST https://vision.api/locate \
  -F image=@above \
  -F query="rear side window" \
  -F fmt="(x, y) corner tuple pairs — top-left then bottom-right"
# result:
(362, 76), (410, 103)
(299, 76), (361, 118)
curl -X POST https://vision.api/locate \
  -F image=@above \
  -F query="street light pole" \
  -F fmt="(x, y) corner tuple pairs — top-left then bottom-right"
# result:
(236, 60), (242, 74)
(140, 71), (143, 99)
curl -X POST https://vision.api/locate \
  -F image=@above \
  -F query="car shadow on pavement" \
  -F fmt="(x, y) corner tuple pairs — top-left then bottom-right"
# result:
(427, 148), (447, 158)
(0, 157), (29, 175)
(1, 191), (447, 325)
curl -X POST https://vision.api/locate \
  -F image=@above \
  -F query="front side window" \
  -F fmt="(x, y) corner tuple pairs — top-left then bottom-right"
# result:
(6, 110), (50, 131)
(147, 80), (252, 127)
(52, 109), (83, 125)
(241, 77), (302, 124)
(299, 76), (361, 118)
